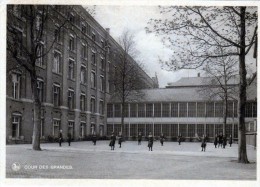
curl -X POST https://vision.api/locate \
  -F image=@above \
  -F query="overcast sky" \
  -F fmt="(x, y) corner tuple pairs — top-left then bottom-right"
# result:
(89, 5), (256, 88)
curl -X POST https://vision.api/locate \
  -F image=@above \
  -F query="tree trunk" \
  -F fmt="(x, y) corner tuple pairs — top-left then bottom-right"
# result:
(121, 102), (125, 137)
(223, 97), (227, 136)
(238, 7), (249, 163)
(31, 75), (41, 151)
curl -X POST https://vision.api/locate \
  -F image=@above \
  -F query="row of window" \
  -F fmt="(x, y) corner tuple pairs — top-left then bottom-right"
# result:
(107, 123), (239, 138)
(107, 102), (257, 118)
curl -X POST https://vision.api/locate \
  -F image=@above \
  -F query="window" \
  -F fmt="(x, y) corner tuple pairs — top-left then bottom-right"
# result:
(171, 124), (178, 137)
(215, 124), (223, 135)
(114, 104), (121, 117)
(54, 28), (61, 43)
(37, 78), (44, 102)
(162, 124), (170, 137)
(69, 13), (75, 24)
(100, 56), (105, 70)
(101, 39), (105, 48)
(252, 102), (257, 117)
(81, 24), (86, 34)
(130, 124), (137, 137)
(68, 89), (74, 110)
(53, 84), (60, 107)
(53, 52), (61, 74)
(154, 124), (161, 136)
(90, 97), (96, 113)
(179, 124), (187, 137)
(12, 114), (21, 138)
(138, 103), (145, 117)
(206, 102), (214, 117)
(92, 32), (96, 41)
(123, 104), (129, 117)
(187, 124), (195, 137)
(80, 123), (86, 137)
(53, 119), (60, 137)
(234, 102), (238, 117)
(91, 51), (96, 64)
(245, 102), (252, 117)
(197, 124), (204, 137)
(107, 104), (113, 117)
(80, 66), (86, 84)
(234, 124), (238, 138)
(68, 121), (74, 139)
(69, 36), (75, 51)
(107, 124), (113, 136)
(80, 93), (85, 111)
(145, 124), (153, 136)
(99, 100), (104, 115)
(146, 103), (153, 117)
(215, 102), (223, 117)
(179, 102), (187, 117)
(171, 103), (178, 117)
(130, 104), (137, 117)
(11, 73), (21, 99)
(162, 103), (169, 117)
(68, 59), (74, 79)
(100, 76), (104, 91)
(36, 44), (43, 67)
(91, 71), (96, 88)
(227, 102), (234, 117)
(12, 29), (23, 57)
(197, 102), (206, 117)
(154, 103), (161, 117)
(81, 44), (87, 59)
(188, 102), (196, 117)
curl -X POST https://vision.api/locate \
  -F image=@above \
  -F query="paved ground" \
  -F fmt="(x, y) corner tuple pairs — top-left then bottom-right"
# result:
(6, 140), (256, 179)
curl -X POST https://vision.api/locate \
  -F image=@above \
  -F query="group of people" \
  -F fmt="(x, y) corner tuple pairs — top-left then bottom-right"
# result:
(58, 130), (72, 147)
(214, 133), (232, 149)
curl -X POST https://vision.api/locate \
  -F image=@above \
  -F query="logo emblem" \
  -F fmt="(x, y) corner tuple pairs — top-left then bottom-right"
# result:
(11, 162), (21, 171)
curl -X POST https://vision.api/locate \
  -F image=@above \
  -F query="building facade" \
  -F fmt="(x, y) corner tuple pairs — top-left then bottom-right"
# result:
(6, 5), (156, 143)
(107, 75), (257, 141)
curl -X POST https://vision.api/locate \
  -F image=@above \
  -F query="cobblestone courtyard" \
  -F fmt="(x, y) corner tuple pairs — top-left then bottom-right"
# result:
(6, 140), (256, 179)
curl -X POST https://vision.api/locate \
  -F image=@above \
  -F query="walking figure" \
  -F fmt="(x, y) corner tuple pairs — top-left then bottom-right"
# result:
(223, 135), (227, 149)
(109, 132), (116, 150)
(92, 131), (97, 145)
(118, 132), (123, 148)
(67, 132), (72, 146)
(138, 131), (142, 145)
(200, 134), (207, 152)
(59, 130), (63, 147)
(214, 134), (218, 148)
(218, 133), (223, 148)
(178, 134), (182, 145)
(160, 133), (165, 146)
(148, 132), (154, 151)
(229, 134), (233, 147)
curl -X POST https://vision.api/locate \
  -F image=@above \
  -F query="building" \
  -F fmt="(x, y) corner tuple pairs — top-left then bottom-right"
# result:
(107, 74), (257, 141)
(6, 5), (156, 143)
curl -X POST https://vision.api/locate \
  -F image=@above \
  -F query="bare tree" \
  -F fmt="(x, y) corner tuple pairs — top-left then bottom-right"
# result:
(7, 5), (69, 150)
(146, 6), (257, 163)
(109, 30), (145, 137)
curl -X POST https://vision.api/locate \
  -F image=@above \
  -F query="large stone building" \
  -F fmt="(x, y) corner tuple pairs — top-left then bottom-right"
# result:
(107, 74), (257, 142)
(6, 5), (157, 143)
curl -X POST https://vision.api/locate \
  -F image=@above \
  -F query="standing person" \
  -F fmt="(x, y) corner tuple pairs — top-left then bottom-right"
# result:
(223, 135), (227, 149)
(178, 134), (182, 145)
(118, 132), (123, 148)
(148, 132), (154, 151)
(59, 130), (63, 147)
(67, 132), (72, 146)
(214, 134), (218, 148)
(160, 133), (165, 146)
(92, 131), (97, 145)
(200, 134), (207, 152)
(229, 134), (233, 147)
(109, 132), (116, 150)
(218, 133), (223, 148)
(138, 131), (142, 145)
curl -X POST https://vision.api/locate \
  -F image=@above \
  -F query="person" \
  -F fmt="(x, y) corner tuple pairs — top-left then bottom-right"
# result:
(200, 134), (207, 152)
(229, 134), (233, 147)
(160, 133), (165, 146)
(218, 133), (223, 148)
(59, 130), (63, 147)
(67, 132), (72, 146)
(223, 135), (227, 149)
(109, 132), (116, 150)
(178, 134), (182, 145)
(92, 131), (97, 145)
(214, 134), (218, 148)
(118, 132), (123, 148)
(148, 132), (154, 151)
(138, 131), (142, 145)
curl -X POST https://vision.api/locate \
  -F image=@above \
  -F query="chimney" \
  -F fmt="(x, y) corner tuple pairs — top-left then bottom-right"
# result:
(106, 28), (110, 34)
(197, 73), (200, 77)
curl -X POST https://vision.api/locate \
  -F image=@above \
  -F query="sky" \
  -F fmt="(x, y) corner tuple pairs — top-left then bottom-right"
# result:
(91, 5), (200, 88)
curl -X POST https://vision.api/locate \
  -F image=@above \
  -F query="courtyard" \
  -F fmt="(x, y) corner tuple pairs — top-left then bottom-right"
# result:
(6, 140), (256, 180)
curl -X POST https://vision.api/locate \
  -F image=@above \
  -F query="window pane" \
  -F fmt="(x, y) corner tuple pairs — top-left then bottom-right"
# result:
(197, 102), (205, 117)
(179, 102), (187, 117)
(188, 102), (196, 117)
(171, 103), (178, 117)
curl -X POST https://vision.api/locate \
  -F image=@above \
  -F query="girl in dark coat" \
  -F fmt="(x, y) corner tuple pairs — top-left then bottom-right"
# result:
(218, 133), (223, 148)
(223, 135), (227, 149)
(92, 131), (97, 145)
(200, 134), (207, 152)
(160, 133), (165, 146)
(67, 132), (72, 146)
(178, 134), (182, 145)
(214, 134), (218, 148)
(59, 130), (63, 147)
(109, 132), (116, 150)
(138, 132), (142, 145)
(118, 132), (123, 148)
(229, 135), (233, 147)
(148, 132), (154, 151)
